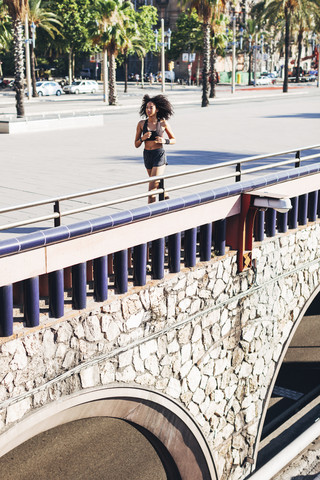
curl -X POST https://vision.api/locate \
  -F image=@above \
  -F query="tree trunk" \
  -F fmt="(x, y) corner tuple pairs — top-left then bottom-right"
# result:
(103, 47), (108, 103)
(248, 50), (252, 85)
(196, 55), (200, 86)
(30, 43), (38, 97)
(108, 50), (117, 105)
(141, 57), (144, 89)
(68, 49), (72, 84)
(202, 21), (210, 107)
(295, 29), (303, 83)
(209, 47), (217, 98)
(13, 19), (25, 118)
(124, 51), (128, 93)
(283, 6), (290, 93)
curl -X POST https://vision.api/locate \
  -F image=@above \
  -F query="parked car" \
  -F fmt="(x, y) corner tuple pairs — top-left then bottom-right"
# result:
(63, 80), (99, 94)
(255, 76), (273, 85)
(31, 81), (63, 96)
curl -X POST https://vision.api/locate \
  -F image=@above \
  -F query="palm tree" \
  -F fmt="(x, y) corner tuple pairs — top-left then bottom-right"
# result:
(93, 0), (134, 105)
(181, 0), (218, 107)
(292, 2), (320, 82)
(209, 11), (228, 98)
(27, 0), (62, 97)
(3, 0), (28, 117)
(0, 1), (12, 76)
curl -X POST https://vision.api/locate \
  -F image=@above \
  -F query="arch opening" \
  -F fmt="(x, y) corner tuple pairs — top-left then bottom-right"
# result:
(0, 386), (218, 480)
(0, 417), (179, 480)
(255, 287), (320, 468)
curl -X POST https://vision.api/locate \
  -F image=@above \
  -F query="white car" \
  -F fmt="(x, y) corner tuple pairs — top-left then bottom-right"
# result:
(63, 80), (99, 94)
(256, 76), (272, 85)
(33, 81), (62, 96)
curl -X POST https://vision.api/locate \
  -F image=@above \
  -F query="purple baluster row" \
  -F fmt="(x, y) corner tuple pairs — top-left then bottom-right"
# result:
(0, 218), (228, 337)
(255, 191), (320, 241)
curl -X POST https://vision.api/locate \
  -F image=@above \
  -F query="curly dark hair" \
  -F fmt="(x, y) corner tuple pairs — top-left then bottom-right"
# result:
(139, 94), (174, 120)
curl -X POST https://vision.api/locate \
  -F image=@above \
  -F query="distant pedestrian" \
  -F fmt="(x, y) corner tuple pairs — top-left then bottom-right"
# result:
(134, 95), (175, 203)
(149, 73), (154, 85)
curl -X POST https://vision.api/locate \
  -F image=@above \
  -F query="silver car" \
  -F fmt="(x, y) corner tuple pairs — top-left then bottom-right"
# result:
(63, 80), (99, 94)
(35, 81), (62, 96)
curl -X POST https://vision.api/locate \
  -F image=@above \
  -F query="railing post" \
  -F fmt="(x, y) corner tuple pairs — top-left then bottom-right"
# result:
(159, 178), (165, 201)
(94, 256), (108, 302)
(72, 263), (87, 310)
(114, 250), (128, 294)
(168, 233), (181, 273)
(184, 228), (197, 267)
(308, 191), (318, 222)
(235, 163), (241, 182)
(265, 209), (276, 237)
(277, 212), (288, 233)
(214, 219), (226, 256)
(152, 238), (165, 279)
(298, 193), (308, 225)
(288, 197), (298, 229)
(254, 210), (265, 241)
(0, 285), (13, 337)
(200, 223), (212, 262)
(24, 277), (39, 327)
(133, 244), (147, 286)
(49, 269), (64, 318)
(295, 150), (301, 168)
(54, 200), (61, 227)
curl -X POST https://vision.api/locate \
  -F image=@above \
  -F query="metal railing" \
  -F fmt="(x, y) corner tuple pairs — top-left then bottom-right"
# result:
(0, 144), (319, 232)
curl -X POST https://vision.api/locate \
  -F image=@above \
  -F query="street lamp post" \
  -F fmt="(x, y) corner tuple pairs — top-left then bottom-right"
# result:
(231, 15), (236, 94)
(24, 13), (32, 100)
(317, 42), (320, 88)
(154, 18), (171, 93)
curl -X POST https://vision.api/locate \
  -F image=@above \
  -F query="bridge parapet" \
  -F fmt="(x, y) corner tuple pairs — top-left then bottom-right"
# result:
(0, 162), (319, 338)
(0, 164), (319, 478)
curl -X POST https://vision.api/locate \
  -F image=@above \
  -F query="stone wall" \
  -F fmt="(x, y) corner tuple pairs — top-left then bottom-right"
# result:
(0, 222), (319, 480)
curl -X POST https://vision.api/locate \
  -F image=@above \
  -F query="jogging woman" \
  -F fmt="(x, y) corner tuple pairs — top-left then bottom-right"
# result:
(135, 94), (175, 203)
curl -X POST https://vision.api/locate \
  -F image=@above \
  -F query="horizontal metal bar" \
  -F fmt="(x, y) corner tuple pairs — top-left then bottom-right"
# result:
(0, 213), (59, 231)
(60, 189), (164, 217)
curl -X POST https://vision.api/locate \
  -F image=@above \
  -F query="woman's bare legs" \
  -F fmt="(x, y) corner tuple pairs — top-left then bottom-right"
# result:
(147, 165), (166, 203)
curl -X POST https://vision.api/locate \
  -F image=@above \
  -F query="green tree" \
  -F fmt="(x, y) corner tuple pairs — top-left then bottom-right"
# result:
(210, 11), (228, 98)
(3, 0), (28, 117)
(292, 2), (320, 82)
(48, 0), (93, 83)
(0, 1), (12, 76)
(92, 0), (134, 105)
(181, 0), (218, 107)
(28, 0), (62, 96)
(170, 9), (203, 81)
(253, 0), (320, 92)
(133, 5), (157, 89)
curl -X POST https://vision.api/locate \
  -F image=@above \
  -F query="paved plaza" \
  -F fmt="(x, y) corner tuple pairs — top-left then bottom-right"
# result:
(0, 82), (319, 238)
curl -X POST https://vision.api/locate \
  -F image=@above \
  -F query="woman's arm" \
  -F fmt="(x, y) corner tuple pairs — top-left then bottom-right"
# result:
(155, 120), (176, 145)
(134, 121), (152, 148)
(134, 122), (143, 148)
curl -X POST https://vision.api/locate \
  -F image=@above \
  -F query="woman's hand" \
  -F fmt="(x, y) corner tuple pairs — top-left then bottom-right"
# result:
(142, 132), (152, 141)
(155, 136), (165, 144)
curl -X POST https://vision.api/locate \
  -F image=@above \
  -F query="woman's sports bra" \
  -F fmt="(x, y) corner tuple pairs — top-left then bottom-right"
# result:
(142, 119), (163, 141)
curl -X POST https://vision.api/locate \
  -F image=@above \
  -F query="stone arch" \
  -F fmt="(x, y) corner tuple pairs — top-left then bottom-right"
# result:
(253, 282), (320, 464)
(0, 385), (218, 480)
